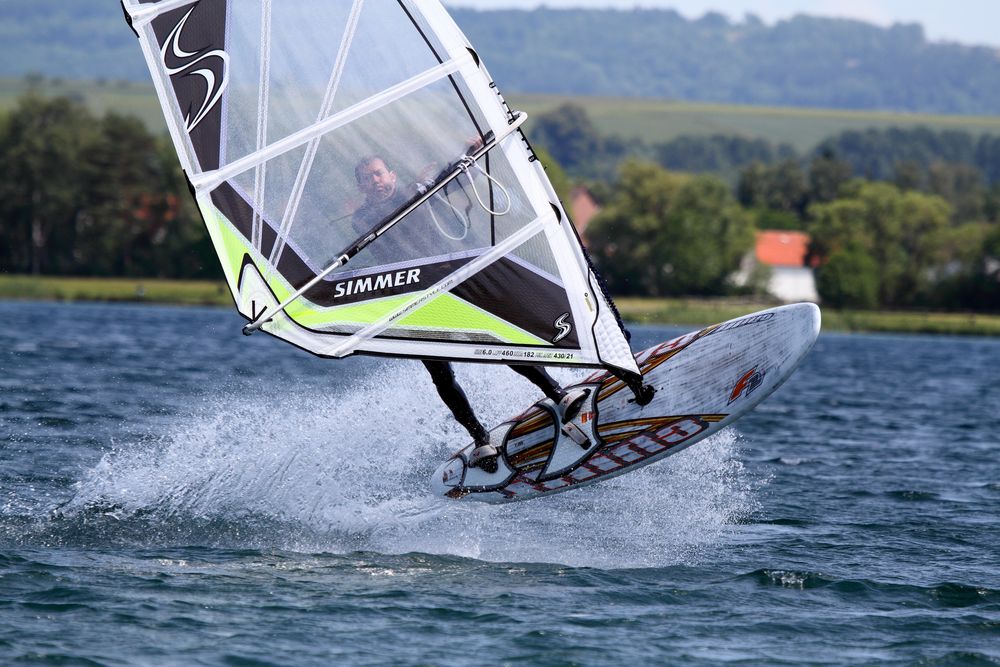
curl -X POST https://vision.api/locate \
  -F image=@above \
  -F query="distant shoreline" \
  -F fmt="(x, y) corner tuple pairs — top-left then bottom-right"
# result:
(2, 275), (998, 337)
(0, 275), (230, 307)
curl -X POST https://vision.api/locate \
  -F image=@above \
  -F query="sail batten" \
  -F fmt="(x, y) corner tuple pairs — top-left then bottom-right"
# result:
(126, 0), (639, 375)
(268, 0), (366, 270)
(250, 0), (273, 251)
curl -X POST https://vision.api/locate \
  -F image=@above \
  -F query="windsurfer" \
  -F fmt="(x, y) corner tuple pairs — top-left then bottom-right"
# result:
(352, 154), (591, 473)
(352, 156), (407, 231)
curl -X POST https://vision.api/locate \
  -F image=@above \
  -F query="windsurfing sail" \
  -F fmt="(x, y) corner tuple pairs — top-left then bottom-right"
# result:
(121, 0), (639, 376)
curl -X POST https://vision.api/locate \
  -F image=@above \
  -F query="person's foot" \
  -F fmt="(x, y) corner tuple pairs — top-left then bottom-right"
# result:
(558, 388), (591, 424)
(629, 383), (656, 406)
(469, 442), (499, 473)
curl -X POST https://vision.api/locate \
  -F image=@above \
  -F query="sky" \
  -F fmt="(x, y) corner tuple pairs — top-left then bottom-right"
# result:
(447, 0), (1000, 48)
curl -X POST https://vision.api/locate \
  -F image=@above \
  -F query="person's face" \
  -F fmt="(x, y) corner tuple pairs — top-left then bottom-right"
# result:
(358, 159), (397, 203)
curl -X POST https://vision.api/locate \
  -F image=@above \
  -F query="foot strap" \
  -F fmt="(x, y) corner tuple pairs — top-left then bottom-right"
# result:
(561, 422), (591, 449)
(558, 388), (591, 424)
(469, 443), (499, 473)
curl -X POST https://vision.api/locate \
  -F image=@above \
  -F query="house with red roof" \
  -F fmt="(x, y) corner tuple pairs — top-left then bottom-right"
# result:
(738, 230), (819, 303)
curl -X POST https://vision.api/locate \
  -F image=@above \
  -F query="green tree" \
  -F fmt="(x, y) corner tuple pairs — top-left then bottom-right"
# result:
(528, 103), (636, 180)
(587, 161), (755, 296)
(893, 160), (925, 191)
(77, 112), (164, 276)
(654, 134), (789, 177)
(808, 150), (853, 204)
(815, 248), (878, 308)
(0, 93), (217, 279)
(928, 222), (1000, 310)
(0, 93), (98, 275)
(737, 158), (809, 222)
(808, 181), (952, 306)
(927, 162), (987, 224)
(530, 104), (601, 175)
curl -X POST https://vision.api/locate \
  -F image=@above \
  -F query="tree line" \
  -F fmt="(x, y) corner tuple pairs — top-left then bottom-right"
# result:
(0, 94), (215, 279)
(455, 9), (1000, 115)
(1, 94), (997, 312)
(583, 160), (1000, 310)
(534, 104), (1000, 311)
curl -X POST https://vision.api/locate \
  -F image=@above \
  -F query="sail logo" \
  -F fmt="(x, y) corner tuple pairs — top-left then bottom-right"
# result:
(552, 313), (572, 343)
(334, 269), (421, 299)
(161, 7), (230, 133)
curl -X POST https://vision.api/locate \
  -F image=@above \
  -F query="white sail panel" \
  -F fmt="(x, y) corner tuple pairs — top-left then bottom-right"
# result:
(122, 0), (640, 376)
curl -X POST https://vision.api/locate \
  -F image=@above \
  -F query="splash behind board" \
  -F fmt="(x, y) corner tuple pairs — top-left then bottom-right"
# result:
(431, 303), (820, 503)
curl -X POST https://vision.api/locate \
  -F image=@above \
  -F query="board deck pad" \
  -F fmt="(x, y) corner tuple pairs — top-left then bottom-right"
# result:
(432, 303), (821, 502)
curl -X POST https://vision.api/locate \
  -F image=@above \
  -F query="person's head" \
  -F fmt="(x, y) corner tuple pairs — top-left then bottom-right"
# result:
(355, 156), (397, 203)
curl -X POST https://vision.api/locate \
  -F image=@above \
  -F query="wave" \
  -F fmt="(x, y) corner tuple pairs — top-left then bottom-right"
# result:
(38, 361), (762, 569)
(741, 569), (999, 608)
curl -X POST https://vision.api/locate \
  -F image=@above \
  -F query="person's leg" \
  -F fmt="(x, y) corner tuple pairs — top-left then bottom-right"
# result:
(509, 365), (565, 403)
(510, 365), (597, 426)
(423, 360), (489, 445)
(608, 367), (656, 405)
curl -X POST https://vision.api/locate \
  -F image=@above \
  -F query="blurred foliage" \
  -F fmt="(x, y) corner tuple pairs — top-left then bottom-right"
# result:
(531, 144), (575, 204)
(1, 92), (997, 313)
(586, 161), (755, 297)
(7, 4), (1000, 116)
(0, 94), (217, 278)
(453, 9), (1000, 115)
(529, 104), (638, 181)
(815, 248), (879, 309)
(806, 181), (999, 310)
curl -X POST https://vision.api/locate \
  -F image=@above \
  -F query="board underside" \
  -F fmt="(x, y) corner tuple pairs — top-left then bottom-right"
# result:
(431, 303), (821, 502)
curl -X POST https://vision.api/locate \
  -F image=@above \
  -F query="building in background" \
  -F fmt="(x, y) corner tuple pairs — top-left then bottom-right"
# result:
(746, 230), (819, 303)
(568, 186), (600, 242)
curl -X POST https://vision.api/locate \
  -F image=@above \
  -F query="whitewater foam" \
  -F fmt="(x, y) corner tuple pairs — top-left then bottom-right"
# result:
(64, 360), (762, 568)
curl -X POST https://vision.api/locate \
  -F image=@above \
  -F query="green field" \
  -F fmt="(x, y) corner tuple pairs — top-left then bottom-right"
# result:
(0, 78), (167, 130)
(3, 276), (998, 336)
(513, 94), (1000, 152)
(6, 78), (1000, 153)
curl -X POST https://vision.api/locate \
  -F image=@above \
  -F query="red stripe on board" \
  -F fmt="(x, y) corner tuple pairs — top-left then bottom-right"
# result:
(601, 451), (629, 467)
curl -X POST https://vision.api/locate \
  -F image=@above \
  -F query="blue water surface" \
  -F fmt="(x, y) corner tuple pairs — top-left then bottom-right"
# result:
(1, 301), (997, 666)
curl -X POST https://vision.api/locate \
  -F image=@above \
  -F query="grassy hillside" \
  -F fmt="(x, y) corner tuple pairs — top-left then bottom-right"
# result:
(514, 95), (1000, 153)
(0, 78), (165, 128)
(5, 78), (1000, 155)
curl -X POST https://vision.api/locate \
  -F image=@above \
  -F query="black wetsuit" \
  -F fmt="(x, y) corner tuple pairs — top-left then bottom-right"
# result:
(353, 179), (574, 446)
(423, 360), (566, 446)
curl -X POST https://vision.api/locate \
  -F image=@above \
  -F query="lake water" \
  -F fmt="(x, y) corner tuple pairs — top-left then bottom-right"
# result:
(1, 301), (997, 666)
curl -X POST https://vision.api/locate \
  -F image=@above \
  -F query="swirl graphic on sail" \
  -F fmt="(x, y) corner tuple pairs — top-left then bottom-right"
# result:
(160, 6), (230, 132)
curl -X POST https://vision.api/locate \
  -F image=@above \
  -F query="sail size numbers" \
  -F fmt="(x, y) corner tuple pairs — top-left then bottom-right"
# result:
(474, 349), (576, 361)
